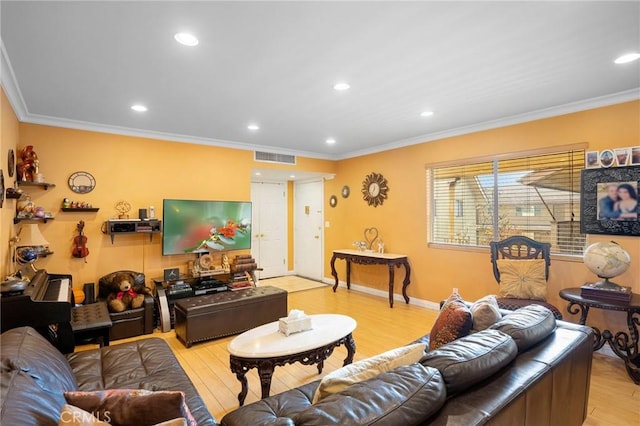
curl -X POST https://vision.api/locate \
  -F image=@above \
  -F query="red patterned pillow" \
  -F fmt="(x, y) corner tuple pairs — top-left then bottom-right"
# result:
(429, 293), (473, 350)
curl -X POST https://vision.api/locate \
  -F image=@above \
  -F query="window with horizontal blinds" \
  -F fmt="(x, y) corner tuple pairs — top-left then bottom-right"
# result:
(428, 149), (585, 255)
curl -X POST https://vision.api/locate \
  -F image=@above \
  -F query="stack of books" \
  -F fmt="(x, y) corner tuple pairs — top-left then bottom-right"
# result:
(230, 255), (258, 273)
(580, 283), (632, 303)
(227, 255), (258, 291)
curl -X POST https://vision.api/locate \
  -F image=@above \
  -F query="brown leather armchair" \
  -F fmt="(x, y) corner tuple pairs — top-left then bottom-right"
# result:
(98, 270), (154, 341)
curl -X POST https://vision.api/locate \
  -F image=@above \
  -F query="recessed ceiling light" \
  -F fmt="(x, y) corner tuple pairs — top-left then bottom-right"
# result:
(326, 138), (336, 145)
(420, 111), (434, 117)
(247, 124), (260, 131)
(255, 172), (261, 176)
(131, 104), (147, 112)
(290, 175), (296, 179)
(614, 53), (640, 64)
(333, 82), (350, 91)
(174, 32), (199, 47)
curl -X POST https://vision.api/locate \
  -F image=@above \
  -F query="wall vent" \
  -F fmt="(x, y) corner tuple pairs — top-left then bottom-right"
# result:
(254, 151), (296, 165)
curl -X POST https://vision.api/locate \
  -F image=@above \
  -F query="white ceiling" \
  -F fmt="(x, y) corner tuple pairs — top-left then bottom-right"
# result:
(1, 1), (638, 160)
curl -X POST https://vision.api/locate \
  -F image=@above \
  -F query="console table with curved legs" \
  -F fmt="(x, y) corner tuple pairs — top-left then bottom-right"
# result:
(330, 249), (411, 308)
(559, 287), (640, 385)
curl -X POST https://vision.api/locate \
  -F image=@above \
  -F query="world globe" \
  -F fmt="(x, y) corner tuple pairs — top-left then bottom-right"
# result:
(583, 241), (631, 287)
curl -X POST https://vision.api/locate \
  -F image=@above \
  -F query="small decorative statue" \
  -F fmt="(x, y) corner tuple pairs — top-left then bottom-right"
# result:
(352, 241), (367, 251)
(16, 145), (38, 182)
(377, 238), (385, 254)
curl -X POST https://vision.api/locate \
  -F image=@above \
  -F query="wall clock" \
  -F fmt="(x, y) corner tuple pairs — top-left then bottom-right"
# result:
(68, 171), (96, 193)
(361, 172), (389, 207)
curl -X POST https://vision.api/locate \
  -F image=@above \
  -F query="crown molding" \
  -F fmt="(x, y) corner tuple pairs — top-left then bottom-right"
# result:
(334, 88), (640, 160)
(1, 39), (29, 121)
(19, 112), (335, 160)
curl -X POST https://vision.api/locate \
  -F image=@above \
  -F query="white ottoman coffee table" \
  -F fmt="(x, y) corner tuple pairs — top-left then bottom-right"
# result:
(228, 313), (357, 406)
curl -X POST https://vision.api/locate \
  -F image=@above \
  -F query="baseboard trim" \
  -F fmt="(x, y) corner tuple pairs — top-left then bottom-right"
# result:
(321, 277), (440, 311)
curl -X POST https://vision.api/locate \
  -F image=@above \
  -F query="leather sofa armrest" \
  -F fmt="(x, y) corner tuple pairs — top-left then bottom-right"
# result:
(143, 294), (154, 334)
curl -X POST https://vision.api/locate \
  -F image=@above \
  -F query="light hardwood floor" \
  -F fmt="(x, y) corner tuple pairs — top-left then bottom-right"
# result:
(96, 281), (639, 425)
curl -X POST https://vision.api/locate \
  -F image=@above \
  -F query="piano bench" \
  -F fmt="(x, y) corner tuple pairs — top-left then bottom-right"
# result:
(71, 302), (113, 348)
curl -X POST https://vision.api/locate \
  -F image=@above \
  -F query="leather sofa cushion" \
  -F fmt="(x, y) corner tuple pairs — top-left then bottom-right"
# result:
(490, 304), (556, 352)
(1, 327), (80, 426)
(420, 329), (517, 394)
(294, 364), (446, 426)
(1, 326), (78, 393)
(66, 338), (216, 426)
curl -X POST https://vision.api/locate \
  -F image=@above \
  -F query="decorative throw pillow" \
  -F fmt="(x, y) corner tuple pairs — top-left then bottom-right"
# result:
(311, 342), (426, 403)
(58, 404), (187, 426)
(497, 259), (547, 301)
(428, 293), (473, 350)
(63, 389), (196, 426)
(59, 404), (110, 425)
(470, 295), (502, 331)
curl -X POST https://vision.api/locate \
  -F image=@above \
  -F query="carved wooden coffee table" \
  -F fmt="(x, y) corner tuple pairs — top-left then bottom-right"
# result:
(228, 314), (357, 406)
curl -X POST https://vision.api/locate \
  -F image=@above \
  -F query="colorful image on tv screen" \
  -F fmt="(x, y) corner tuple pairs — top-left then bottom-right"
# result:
(162, 199), (252, 255)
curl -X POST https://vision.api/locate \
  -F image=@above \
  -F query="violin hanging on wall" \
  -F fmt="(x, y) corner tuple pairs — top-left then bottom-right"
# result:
(72, 220), (89, 262)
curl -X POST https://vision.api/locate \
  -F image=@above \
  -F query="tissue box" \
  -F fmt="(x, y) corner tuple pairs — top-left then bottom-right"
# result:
(279, 315), (312, 336)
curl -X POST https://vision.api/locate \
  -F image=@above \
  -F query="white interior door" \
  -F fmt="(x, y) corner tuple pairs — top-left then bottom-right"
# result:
(251, 182), (287, 279)
(294, 180), (324, 281)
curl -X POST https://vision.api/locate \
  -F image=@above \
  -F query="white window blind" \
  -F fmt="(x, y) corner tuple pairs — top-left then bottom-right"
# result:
(428, 149), (585, 255)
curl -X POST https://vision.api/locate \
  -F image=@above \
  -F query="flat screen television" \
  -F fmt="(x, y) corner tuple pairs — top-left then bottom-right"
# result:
(162, 199), (252, 255)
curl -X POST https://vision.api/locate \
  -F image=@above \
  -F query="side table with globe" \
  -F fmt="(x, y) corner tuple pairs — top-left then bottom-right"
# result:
(559, 241), (639, 384)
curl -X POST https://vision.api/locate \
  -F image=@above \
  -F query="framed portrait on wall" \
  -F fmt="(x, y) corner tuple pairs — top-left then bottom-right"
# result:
(585, 151), (599, 168)
(580, 165), (640, 236)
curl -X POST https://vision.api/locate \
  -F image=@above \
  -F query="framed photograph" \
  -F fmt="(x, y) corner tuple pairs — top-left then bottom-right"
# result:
(614, 148), (630, 167)
(580, 165), (640, 236)
(631, 146), (640, 165)
(599, 149), (615, 168)
(585, 151), (599, 168)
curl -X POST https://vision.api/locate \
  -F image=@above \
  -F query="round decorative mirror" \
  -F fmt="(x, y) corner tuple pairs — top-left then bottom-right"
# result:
(68, 171), (96, 193)
(341, 185), (350, 198)
(329, 195), (338, 208)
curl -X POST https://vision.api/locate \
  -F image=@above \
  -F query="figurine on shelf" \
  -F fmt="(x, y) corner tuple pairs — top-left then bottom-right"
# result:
(16, 195), (35, 218)
(222, 254), (230, 272)
(16, 146), (38, 182)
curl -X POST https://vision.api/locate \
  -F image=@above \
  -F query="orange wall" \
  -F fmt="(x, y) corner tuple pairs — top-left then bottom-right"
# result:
(1, 89), (20, 279)
(324, 100), (640, 331)
(10, 120), (334, 286)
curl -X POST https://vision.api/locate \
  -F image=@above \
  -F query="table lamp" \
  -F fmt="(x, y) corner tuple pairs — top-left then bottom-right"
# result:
(14, 223), (50, 280)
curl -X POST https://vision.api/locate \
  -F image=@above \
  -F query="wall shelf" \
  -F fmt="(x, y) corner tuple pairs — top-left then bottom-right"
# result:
(17, 181), (56, 190)
(5, 190), (22, 199)
(105, 219), (162, 243)
(14, 216), (54, 224)
(61, 208), (99, 212)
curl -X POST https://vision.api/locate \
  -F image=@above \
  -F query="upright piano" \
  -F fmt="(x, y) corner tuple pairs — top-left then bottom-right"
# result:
(1, 269), (74, 353)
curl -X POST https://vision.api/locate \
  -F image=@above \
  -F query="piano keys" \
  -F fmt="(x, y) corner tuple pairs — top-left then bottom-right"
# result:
(1, 269), (74, 353)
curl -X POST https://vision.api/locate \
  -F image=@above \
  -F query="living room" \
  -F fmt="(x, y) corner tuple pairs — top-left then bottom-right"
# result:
(1, 2), (639, 425)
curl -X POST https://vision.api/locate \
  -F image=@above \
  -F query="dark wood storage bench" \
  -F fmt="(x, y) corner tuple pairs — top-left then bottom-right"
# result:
(174, 286), (287, 348)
